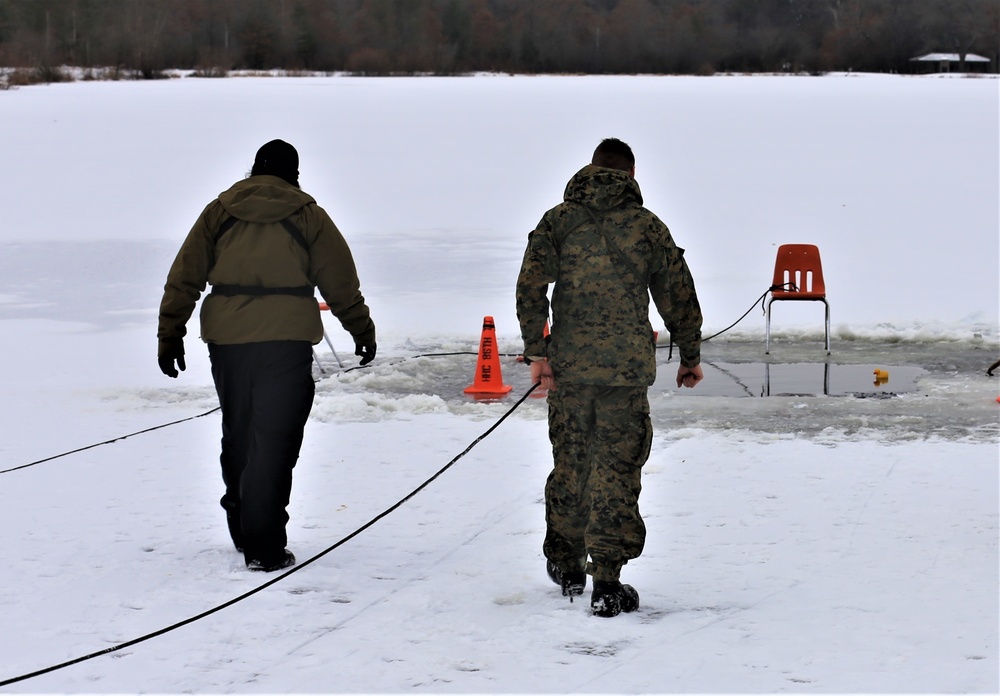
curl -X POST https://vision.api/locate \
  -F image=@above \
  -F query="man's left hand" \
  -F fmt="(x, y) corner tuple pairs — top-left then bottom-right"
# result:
(355, 342), (377, 366)
(676, 364), (703, 389)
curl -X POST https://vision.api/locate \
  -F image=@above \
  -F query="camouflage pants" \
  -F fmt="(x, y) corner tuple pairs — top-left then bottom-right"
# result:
(543, 384), (652, 582)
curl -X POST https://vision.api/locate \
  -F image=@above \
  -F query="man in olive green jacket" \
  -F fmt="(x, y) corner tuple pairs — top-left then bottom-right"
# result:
(157, 139), (376, 572)
(516, 138), (703, 616)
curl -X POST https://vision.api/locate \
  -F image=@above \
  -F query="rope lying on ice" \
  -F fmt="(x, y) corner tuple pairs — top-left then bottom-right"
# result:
(0, 380), (540, 688)
(660, 282), (797, 359)
(0, 350), (517, 476)
(0, 408), (221, 475)
(702, 284), (793, 343)
(2, 285), (783, 476)
(0, 287), (789, 684)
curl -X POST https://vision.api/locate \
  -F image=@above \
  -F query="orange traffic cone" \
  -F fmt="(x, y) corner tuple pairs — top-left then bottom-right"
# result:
(464, 316), (513, 396)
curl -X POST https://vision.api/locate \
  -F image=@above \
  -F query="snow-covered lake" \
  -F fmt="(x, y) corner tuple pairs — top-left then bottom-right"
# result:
(0, 73), (997, 693)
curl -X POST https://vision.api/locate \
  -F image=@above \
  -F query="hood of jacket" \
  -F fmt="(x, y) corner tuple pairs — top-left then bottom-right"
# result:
(562, 164), (643, 210)
(217, 175), (317, 223)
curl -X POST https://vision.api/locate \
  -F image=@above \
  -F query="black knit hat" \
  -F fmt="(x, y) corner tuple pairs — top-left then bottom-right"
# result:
(251, 139), (299, 187)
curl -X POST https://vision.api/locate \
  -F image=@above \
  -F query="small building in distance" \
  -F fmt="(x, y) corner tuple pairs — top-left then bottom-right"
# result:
(910, 52), (993, 74)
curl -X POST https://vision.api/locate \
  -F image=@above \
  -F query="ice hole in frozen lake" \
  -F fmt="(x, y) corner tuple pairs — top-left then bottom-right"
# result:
(654, 362), (926, 398)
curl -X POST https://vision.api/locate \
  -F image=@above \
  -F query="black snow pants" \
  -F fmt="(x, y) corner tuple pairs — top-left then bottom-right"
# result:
(208, 340), (314, 567)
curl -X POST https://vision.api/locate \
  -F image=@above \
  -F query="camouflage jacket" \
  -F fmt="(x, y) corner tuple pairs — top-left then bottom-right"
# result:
(158, 175), (374, 354)
(516, 165), (702, 386)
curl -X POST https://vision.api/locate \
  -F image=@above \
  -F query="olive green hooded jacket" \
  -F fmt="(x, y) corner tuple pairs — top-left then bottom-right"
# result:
(157, 175), (374, 355)
(516, 165), (702, 386)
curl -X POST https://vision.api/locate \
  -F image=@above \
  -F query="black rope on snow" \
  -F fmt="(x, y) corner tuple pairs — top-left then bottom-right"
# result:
(325, 351), (533, 377)
(0, 381), (541, 689)
(1, 352), (517, 475)
(0, 407), (221, 475)
(6, 282), (792, 476)
(5, 284), (797, 476)
(0, 284), (799, 682)
(660, 283), (798, 360)
(702, 287), (772, 343)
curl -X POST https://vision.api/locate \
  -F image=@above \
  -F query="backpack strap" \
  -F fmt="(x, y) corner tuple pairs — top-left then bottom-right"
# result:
(576, 204), (650, 323)
(214, 214), (308, 252)
(210, 284), (313, 297)
(214, 215), (240, 245)
(278, 218), (309, 252)
(210, 214), (312, 298)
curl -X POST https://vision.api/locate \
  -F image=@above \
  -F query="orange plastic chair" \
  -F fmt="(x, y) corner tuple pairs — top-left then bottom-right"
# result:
(765, 244), (830, 354)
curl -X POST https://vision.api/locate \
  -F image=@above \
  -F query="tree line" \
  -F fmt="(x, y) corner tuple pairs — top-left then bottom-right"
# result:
(0, 0), (996, 80)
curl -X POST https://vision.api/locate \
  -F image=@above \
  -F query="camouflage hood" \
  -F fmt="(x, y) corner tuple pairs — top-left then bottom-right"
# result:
(563, 164), (643, 211)
(218, 175), (316, 224)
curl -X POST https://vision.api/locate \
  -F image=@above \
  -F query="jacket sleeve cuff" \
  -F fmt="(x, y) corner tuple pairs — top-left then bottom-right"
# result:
(352, 319), (376, 346)
(522, 341), (548, 360)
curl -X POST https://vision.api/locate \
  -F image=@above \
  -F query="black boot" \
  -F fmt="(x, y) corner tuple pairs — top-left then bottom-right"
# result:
(546, 560), (587, 598)
(247, 549), (296, 572)
(590, 580), (639, 617)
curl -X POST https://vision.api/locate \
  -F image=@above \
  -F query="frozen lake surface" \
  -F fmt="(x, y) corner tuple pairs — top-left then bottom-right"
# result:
(0, 74), (996, 693)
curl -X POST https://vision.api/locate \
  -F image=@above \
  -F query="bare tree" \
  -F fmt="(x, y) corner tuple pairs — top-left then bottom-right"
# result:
(921, 0), (996, 68)
(0, 0), (993, 79)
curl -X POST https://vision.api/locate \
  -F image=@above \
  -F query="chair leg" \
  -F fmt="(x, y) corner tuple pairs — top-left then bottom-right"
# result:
(311, 347), (326, 374)
(823, 300), (831, 354)
(322, 330), (343, 368)
(765, 298), (774, 354)
(765, 297), (829, 353)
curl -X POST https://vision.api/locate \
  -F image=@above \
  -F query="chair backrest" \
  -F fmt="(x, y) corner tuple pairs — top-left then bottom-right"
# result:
(771, 244), (826, 297)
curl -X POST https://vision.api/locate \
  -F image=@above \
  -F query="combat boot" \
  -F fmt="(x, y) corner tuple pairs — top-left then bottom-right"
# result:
(590, 579), (639, 617)
(247, 549), (296, 572)
(546, 559), (587, 598)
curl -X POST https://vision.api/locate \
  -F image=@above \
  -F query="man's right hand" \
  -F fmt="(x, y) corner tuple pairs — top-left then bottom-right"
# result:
(531, 359), (556, 392)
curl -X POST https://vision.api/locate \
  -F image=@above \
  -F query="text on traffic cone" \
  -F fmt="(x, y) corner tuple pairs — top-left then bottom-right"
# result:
(464, 315), (513, 395)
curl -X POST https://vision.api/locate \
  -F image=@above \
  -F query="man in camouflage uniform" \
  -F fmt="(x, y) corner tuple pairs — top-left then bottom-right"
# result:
(516, 138), (703, 617)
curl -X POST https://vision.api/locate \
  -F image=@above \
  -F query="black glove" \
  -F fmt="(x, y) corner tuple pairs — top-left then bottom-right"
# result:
(158, 338), (186, 378)
(354, 342), (376, 366)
